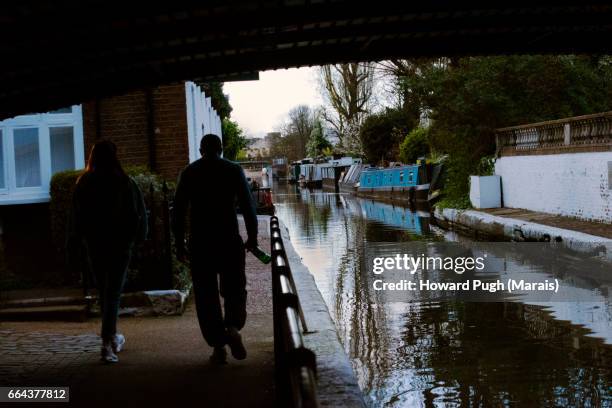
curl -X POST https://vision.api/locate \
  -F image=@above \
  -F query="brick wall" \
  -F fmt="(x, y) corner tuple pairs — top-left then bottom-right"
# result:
(495, 152), (612, 222)
(82, 83), (189, 181)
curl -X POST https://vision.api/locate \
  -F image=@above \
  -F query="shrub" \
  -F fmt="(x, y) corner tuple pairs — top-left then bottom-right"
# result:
(399, 127), (430, 164)
(49, 169), (83, 251)
(434, 154), (482, 210)
(431, 154), (497, 210)
(475, 155), (496, 176)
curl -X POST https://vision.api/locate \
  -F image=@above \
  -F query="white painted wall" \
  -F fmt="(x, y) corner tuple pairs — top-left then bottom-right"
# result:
(185, 82), (222, 163)
(495, 152), (612, 222)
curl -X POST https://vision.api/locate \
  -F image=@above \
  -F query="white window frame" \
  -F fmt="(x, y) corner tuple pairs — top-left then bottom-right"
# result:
(0, 105), (84, 205)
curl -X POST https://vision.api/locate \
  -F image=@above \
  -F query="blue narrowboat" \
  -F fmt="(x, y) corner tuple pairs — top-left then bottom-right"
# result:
(357, 164), (430, 203)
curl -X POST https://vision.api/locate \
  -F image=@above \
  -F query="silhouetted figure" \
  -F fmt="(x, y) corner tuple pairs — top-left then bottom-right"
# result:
(173, 134), (258, 365)
(70, 141), (148, 363)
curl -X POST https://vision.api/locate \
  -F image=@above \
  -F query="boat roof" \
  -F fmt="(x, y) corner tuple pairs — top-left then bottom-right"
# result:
(362, 164), (420, 172)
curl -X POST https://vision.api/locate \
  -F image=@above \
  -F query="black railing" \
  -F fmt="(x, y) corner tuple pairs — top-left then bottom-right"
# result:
(270, 216), (319, 408)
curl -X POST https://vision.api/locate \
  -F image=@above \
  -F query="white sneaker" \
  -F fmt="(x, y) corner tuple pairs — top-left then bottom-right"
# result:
(112, 334), (125, 353)
(101, 340), (119, 363)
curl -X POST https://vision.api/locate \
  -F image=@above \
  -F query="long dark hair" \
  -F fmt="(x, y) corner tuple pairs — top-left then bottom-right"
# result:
(81, 140), (127, 180)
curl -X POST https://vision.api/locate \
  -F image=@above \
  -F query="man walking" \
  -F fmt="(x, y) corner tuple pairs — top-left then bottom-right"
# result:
(173, 134), (258, 364)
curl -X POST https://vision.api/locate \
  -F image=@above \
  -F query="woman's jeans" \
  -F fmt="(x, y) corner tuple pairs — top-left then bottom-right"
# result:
(87, 244), (131, 340)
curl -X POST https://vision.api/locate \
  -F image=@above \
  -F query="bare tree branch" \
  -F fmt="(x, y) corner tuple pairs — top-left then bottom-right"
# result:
(319, 62), (375, 154)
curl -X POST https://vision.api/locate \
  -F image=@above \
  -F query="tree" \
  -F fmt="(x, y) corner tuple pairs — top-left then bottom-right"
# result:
(276, 105), (318, 161)
(198, 82), (232, 119)
(306, 120), (332, 158)
(376, 58), (440, 120)
(320, 63), (376, 154)
(399, 127), (430, 164)
(400, 55), (612, 206)
(267, 132), (286, 159)
(359, 108), (417, 165)
(221, 118), (247, 161)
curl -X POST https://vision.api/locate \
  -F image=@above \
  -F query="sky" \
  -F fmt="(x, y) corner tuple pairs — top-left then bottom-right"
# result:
(224, 67), (323, 139)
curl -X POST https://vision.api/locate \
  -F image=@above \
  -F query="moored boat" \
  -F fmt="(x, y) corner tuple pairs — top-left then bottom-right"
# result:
(297, 158), (321, 188)
(338, 163), (365, 192)
(321, 157), (362, 192)
(357, 163), (430, 203)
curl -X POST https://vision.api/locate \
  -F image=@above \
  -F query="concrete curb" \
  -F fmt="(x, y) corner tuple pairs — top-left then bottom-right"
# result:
(434, 207), (611, 257)
(278, 221), (367, 408)
(91, 288), (191, 317)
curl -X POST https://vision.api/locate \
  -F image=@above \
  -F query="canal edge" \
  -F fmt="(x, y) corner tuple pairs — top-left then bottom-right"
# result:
(432, 207), (611, 257)
(277, 219), (368, 408)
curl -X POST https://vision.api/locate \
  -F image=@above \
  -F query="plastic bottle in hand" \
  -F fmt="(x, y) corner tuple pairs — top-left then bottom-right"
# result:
(249, 246), (271, 264)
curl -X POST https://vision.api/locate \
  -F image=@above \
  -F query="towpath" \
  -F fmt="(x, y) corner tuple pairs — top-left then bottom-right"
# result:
(0, 217), (275, 407)
(479, 207), (612, 239)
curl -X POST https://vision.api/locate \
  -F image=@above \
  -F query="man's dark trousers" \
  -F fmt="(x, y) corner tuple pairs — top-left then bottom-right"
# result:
(190, 237), (247, 348)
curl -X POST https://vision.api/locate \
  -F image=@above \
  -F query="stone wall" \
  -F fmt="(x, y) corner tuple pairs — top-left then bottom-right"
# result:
(495, 152), (612, 222)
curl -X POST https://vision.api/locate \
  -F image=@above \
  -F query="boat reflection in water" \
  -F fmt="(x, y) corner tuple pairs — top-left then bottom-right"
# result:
(274, 185), (611, 408)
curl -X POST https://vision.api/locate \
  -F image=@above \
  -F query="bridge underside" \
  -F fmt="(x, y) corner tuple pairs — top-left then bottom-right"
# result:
(1, 1), (612, 118)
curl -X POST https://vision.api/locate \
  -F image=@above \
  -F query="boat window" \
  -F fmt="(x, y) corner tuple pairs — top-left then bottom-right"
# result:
(399, 171), (404, 183)
(408, 171), (414, 182)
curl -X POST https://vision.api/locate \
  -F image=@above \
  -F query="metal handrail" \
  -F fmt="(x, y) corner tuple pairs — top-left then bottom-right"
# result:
(270, 216), (319, 408)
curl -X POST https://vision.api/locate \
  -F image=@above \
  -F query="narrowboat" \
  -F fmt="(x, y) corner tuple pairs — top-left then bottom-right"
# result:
(296, 158), (322, 188)
(288, 160), (302, 184)
(272, 157), (288, 181)
(357, 163), (430, 203)
(239, 179), (275, 215)
(320, 157), (362, 192)
(252, 186), (275, 215)
(338, 163), (366, 192)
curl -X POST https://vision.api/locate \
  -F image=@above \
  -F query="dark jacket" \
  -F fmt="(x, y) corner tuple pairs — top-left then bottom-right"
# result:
(71, 172), (148, 250)
(172, 157), (257, 248)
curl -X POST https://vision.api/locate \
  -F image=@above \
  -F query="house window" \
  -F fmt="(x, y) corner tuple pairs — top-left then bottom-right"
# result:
(0, 106), (84, 205)
(50, 127), (75, 174)
(0, 130), (4, 190)
(13, 128), (41, 188)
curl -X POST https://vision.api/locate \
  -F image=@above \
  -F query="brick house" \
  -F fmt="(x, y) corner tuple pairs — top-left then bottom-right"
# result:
(82, 82), (222, 183)
(0, 81), (221, 206)
(0, 82), (222, 285)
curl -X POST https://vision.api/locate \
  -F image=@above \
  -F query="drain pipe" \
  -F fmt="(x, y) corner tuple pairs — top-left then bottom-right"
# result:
(145, 88), (157, 172)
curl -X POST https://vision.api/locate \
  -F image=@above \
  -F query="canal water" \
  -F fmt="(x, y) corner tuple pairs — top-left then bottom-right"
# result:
(274, 185), (612, 408)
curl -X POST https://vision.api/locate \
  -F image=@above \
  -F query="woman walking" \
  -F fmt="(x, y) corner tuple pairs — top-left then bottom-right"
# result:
(71, 141), (147, 363)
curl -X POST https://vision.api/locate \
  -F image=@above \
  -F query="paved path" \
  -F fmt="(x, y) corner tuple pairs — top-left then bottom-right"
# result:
(480, 207), (612, 239)
(0, 217), (274, 407)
